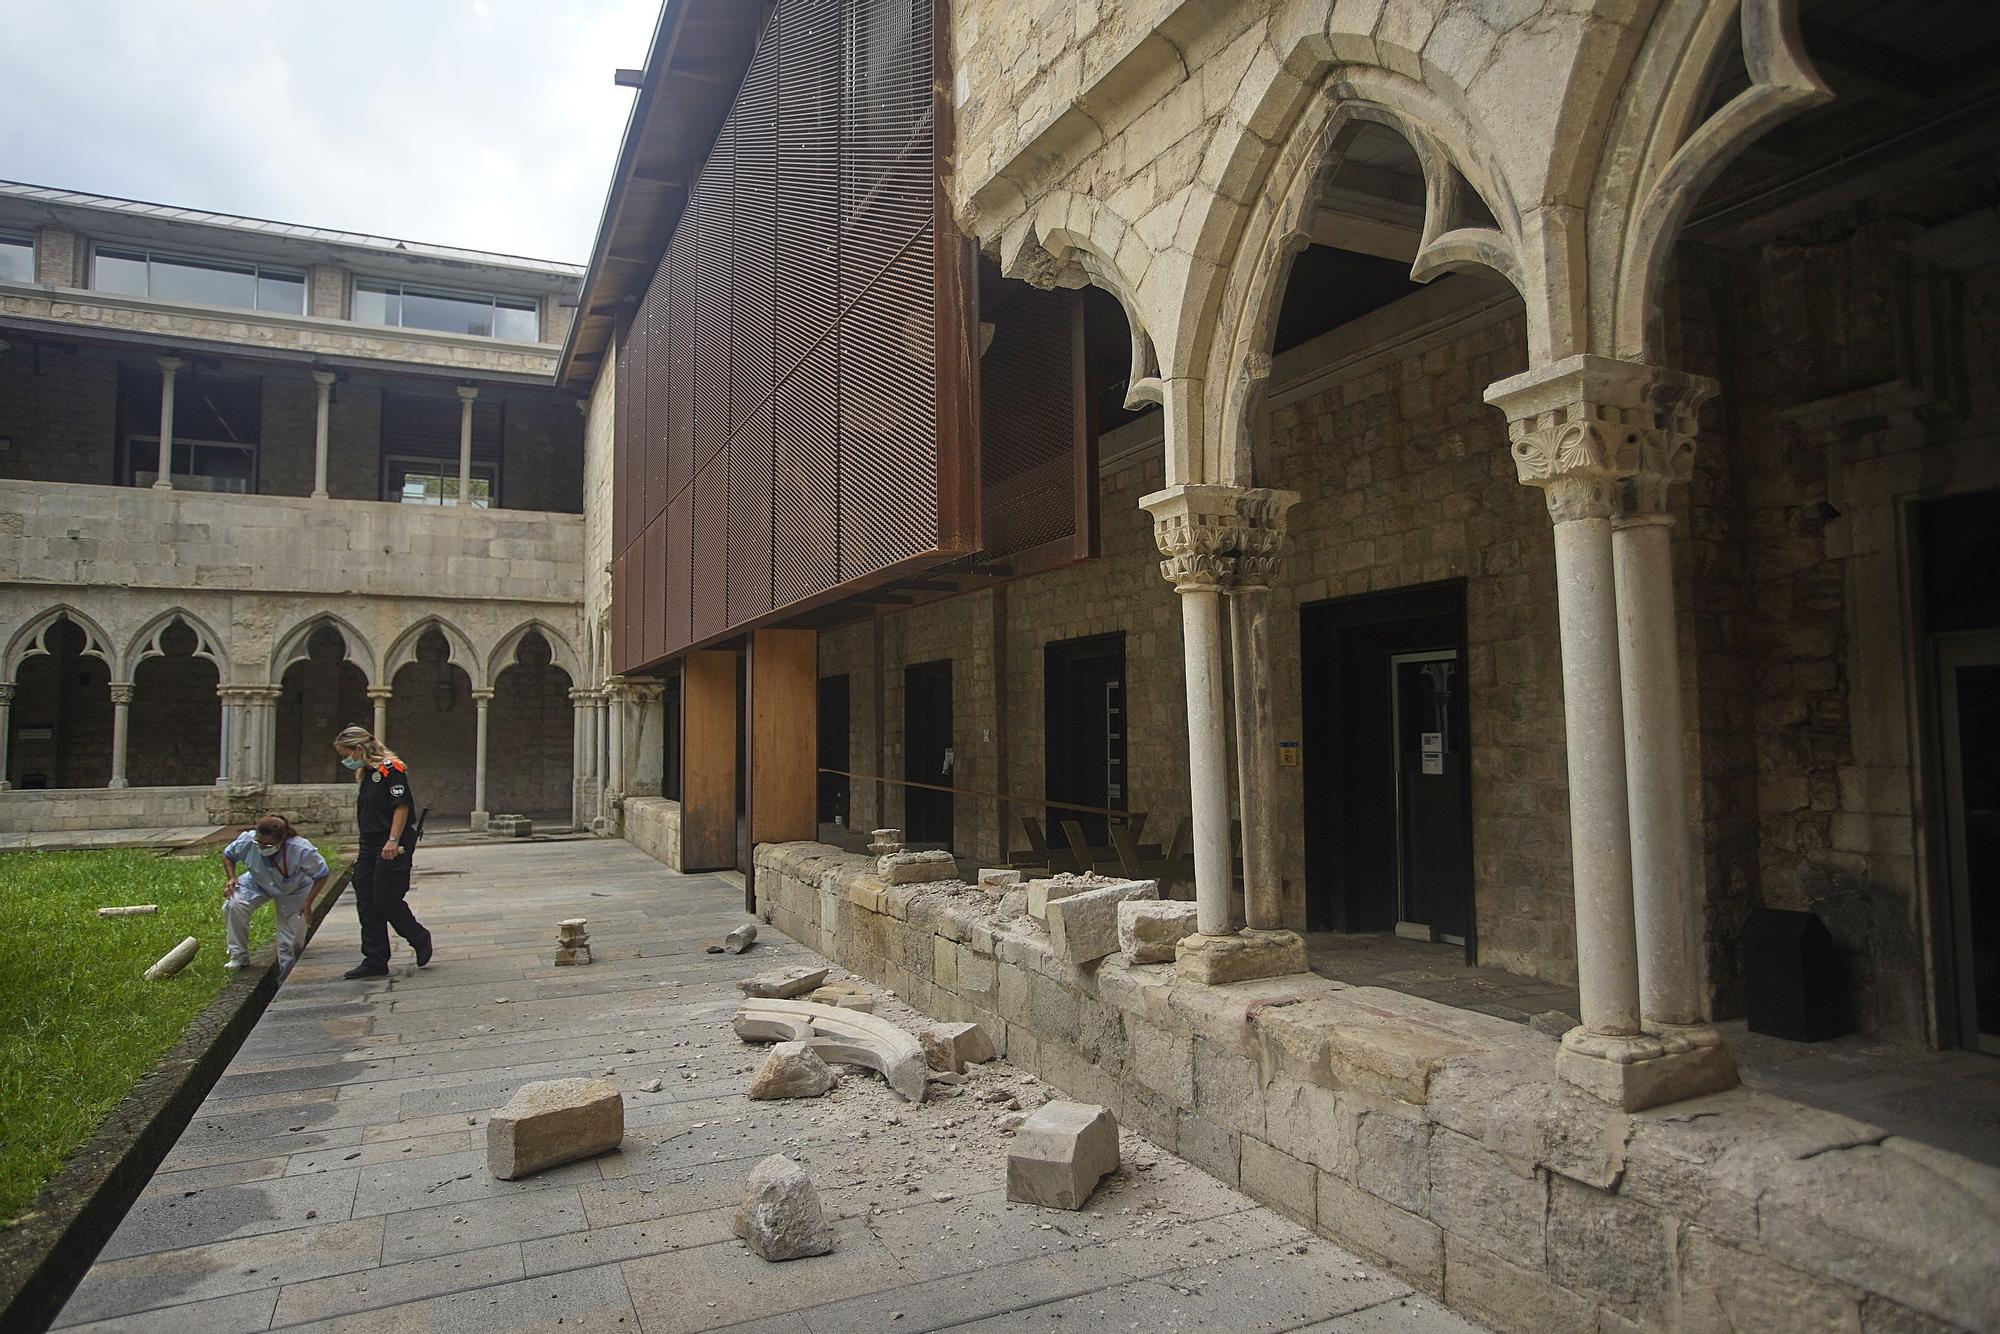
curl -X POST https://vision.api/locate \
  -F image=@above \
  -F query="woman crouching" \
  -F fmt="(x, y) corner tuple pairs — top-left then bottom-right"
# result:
(222, 813), (330, 980)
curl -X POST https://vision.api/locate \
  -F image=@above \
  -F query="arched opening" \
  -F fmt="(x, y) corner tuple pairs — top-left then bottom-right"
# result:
(489, 629), (576, 821)
(387, 627), (476, 817)
(275, 623), (370, 784)
(8, 616), (113, 789)
(128, 619), (220, 787)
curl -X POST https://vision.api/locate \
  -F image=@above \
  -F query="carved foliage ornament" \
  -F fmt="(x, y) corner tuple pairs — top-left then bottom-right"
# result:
(1141, 486), (1300, 593)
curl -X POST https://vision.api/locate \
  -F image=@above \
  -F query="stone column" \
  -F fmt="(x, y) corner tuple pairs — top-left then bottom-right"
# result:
(628, 679), (666, 798)
(0, 683), (13, 790)
(470, 687), (494, 831)
(108, 683), (135, 788)
(311, 371), (336, 499)
(368, 687), (392, 745)
(456, 385), (479, 506)
(155, 356), (183, 490)
(1227, 488), (1299, 931)
(1140, 484), (1307, 985)
(1486, 355), (1736, 1110)
(569, 687), (593, 829)
(216, 692), (231, 786)
(605, 677), (627, 798)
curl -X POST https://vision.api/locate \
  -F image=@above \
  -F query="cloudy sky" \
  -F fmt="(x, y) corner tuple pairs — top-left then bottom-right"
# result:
(0, 0), (659, 264)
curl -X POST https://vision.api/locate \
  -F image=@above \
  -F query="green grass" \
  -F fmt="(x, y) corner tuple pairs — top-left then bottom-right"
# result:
(0, 848), (340, 1227)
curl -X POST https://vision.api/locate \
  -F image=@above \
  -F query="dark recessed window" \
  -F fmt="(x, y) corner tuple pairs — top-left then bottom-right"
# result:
(89, 246), (304, 314)
(353, 279), (539, 340)
(0, 233), (33, 283)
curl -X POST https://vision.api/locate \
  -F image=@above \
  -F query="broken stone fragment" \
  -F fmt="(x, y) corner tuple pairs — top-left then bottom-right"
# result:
(922, 1021), (997, 1073)
(485, 1077), (623, 1180)
(144, 936), (200, 980)
(724, 923), (758, 954)
(748, 1042), (837, 1100)
(97, 904), (159, 918)
(735, 966), (830, 999)
(1006, 1101), (1120, 1210)
(876, 849), (958, 885)
(808, 981), (877, 1013)
(732, 998), (928, 1103)
(734, 1154), (836, 1261)
(1025, 872), (1120, 921)
(977, 868), (1023, 891)
(1117, 899), (1200, 964)
(1048, 880), (1159, 962)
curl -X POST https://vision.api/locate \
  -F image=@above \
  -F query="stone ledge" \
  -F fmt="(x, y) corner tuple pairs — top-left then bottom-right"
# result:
(0, 865), (353, 1333)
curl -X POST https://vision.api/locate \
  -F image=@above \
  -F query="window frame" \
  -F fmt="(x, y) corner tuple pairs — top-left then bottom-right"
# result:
(86, 243), (305, 315)
(121, 433), (261, 493)
(382, 452), (502, 509)
(350, 277), (540, 341)
(0, 230), (35, 284)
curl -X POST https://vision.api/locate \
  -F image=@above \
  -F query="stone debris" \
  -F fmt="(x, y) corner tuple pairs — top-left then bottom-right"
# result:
(1006, 1101), (1120, 1210)
(866, 828), (904, 857)
(723, 923), (758, 954)
(97, 904), (159, 917)
(489, 814), (533, 838)
(921, 1021), (997, 1074)
(1047, 880), (1159, 963)
(554, 918), (591, 966)
(144, 936), (200, 980)
(734, 1154), (836, 1261)
(735, 965), (830, 999)
(976, 868), (1023, 891)
(1025, 872), (1120, 922)
(485, 1077), (623, 1180)
(748, 1041), (837, 1100)
(733, 998), (928, 1103)
(876, 849), (958, 885)
(637, 1078), (664, 1093)
(1117, 899), (1200, 964)
(808, 980), (878, 1013)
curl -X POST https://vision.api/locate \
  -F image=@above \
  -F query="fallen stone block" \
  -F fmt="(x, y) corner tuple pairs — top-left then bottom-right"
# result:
(808, 981), (877, 1013)
(977, 868), (1023, 891)
(1118, 899), (1199, 964)
(735, 1154), (835, 1261)
(867, 828), (904, 856)
(1026, 872), (1119, 921)
(490, 814), (534, 837)
(724, 923), (758, 954)
(1007, 1101), (1120, 1210)
(97, 904), (159, 918)
(736, 966), (830, 999)
(733, 998), (928, 1102)
(1175, 928), (1309, 984)
(486, 1077), (623, 1180)
(749, 1041), (837, 1099)
(555, 917), (591, 966)
(1048, 880), (1158, 962)
(923, 1021), (997, 1073)
(878, 849), (958, 885)
(144, 936), (200, 980)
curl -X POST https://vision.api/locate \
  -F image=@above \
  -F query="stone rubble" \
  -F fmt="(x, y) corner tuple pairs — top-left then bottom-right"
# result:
(1047, 879), (1159, 963)
(734, 1154), (836, 1261)
(554, 917), (591, 966)
(1026, 872), (1121, 922)
(144, 936), (200, 980)
(876, 849), (959, 885)
(736, 965), (831, 998)
(485, 1077), (623, 1180)
(1007, 1101), (1121, 1210)
(748, 1041), (838, 1100)
(723, 922), (759, 954)
(1117, 899), (1200, 964)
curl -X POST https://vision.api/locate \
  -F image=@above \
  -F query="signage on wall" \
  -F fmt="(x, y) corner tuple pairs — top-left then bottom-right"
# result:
(1278, 741), (1300, 768)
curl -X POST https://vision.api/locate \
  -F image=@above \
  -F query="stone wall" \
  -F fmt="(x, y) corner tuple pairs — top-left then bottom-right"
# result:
(0, 783), (349, 839)
(756, 839), (1998, 1334)
(0, 345), (118, 484)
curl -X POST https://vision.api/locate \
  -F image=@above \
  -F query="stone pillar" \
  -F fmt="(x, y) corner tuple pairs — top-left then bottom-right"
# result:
(246, 686), (281, 787)
(628, 679), (666, 798)
(0, 683), (13, 790)
(470, 687), (494, 831)
(217, 686), (253, 787)
(456, 385), (479, 506)
(108, 683), (134, 788)
(311, 371), (336, 499)
(605, 677), (627, 798)
(1140, 484), (1307, 985)
(216, 693), (231, 786)
(1486, 355), (1736, 1110)
(155, 357), (183, 490)
(569, 687), (593, 830)
(368, 687), (392, 745)
(1227, 488), (1299, 931)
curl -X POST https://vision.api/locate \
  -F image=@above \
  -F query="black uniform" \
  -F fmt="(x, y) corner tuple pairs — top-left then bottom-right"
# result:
(353, 758), (431, 969)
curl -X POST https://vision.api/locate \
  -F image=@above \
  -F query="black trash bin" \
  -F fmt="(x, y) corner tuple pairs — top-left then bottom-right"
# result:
(1743, 907), (1847, 1041)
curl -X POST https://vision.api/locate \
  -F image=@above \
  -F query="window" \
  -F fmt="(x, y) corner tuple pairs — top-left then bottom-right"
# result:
(90, 246), (304, 314)
(124, 437), (258, 492)
(0, 232), (33, 283)
(387, 456), (496, 508)
(353, 280), (538, 340)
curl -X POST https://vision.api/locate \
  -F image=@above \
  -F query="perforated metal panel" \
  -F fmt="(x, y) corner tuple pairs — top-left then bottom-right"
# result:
(979, 286), (1086, 562)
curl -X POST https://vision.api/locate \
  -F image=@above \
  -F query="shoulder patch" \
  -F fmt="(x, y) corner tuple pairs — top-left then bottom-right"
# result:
(372, 771), (383, 783)
(391, 785), (406, 797)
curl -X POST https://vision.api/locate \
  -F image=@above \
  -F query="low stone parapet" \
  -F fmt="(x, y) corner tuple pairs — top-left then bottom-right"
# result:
(624, 796), (682, 869)
(754, 840), (1998, 1333)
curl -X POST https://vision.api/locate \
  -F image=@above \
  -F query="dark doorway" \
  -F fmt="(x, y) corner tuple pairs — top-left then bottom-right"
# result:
(1922, 489), (2000, 1053)
(818, 675), (851, 827)
(903, 660), (953, 847)
(1300, 582), (1474, 950)
(1044, 634), (1126, 844)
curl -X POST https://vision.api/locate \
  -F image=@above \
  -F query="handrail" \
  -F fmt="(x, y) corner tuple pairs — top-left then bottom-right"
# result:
(815, 768), (1138, 822)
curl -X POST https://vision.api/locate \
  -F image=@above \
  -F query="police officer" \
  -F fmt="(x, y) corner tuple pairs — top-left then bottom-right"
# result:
(332, 725), (433, 978)
(221, 812), (330, 980)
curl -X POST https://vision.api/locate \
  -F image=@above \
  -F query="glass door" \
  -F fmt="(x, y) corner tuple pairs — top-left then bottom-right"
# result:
(1391, 650), (1471, 944)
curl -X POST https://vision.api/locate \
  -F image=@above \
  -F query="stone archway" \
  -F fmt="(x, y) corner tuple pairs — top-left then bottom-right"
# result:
(488, 628), (576, 820)
(275, 623), (371, 784)
(387, 627), (477, 816)
(7, 614), (113, 789)
(127, 619), (222, 787)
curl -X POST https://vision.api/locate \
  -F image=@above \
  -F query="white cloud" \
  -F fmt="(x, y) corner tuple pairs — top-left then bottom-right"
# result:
(0, 0), (659, 263)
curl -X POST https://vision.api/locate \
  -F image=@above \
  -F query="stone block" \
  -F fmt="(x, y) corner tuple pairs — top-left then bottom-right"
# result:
(1443, 1233), (1596, 1334)
(1118, 899), (1199, 963)
(1546, 1173), (1671, 1314)
(486, 1077), (623, 1180)
(734, 1154), (835, 1261)
(1047, 880), (1158, 962)
(922, 1021), (996, 1073)
(1174, 929), (1308, 984)
(736, 966), (830, 999)
(977, 868), (1023, 890)
(748, 1042), (837, 1100)
(877, 849), (958, 884)
(1007, 1101), (1120, 1210)
(1354, 1108), (1432, 1214)
(1677, 1226), (1862, 1334)
(1427, 1127), (1547, 1269)
(1555, 1037), (1738, 1112)
(806, 982), (877, 1013)
(1240, 1136), (1316, 1226)
(1317, 1170), (1445, 1296)
(1176, 1110), (1241, 1186)
(489, 814), (533, 837)
(1026, 872), (1119, 921)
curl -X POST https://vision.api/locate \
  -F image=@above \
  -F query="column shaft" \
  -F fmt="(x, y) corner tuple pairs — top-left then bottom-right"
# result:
(370, 689), (391, 745)
(472, 690), (493, 829)
(1179, 587), (1233, 936)
(1229, 586), (1282, 929)
(155, 358), (182, 490)
(606, 684), (626, 797)
(0, 685), (14, 790)
(456, 387), (478, 506)
(109, 684), (133, 789)
(217, 697), (231, 786)
(312, 371), (335, 500)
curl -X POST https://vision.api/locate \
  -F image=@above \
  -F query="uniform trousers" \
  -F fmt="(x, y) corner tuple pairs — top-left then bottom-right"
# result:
(353, 846), (430, 968)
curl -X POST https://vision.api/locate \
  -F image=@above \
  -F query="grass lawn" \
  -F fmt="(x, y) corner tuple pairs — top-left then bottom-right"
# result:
(0, 847), (342, 1227)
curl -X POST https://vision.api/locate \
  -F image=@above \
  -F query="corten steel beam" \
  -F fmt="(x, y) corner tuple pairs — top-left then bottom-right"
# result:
(747, 629), (819, 905)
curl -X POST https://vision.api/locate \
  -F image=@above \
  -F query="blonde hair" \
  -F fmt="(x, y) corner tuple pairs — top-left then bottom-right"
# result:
(332, 725), (400, 769)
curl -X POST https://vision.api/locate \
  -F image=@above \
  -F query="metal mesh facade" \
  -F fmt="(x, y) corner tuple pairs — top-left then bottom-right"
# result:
(611, 0), (972, 672)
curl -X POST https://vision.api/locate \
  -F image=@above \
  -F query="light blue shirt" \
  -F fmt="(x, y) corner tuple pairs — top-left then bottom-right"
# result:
(225, 832), (329, 899)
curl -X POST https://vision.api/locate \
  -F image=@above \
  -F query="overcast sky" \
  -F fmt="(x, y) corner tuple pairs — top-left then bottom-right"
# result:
(0, 0), (659, 265)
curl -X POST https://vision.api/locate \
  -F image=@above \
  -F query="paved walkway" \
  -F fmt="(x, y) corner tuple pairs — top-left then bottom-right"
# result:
(57, 839), (1485, 1333)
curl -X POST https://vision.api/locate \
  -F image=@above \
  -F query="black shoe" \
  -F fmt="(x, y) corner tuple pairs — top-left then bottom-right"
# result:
(415, 935), (434, 968)
(344, 962), (389, 979)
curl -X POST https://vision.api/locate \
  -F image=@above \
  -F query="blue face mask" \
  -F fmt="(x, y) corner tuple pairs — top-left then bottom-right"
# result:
(341, 756), (365, 771)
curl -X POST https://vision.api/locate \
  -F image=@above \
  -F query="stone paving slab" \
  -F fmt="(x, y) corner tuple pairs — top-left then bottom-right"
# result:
(62, 838), (1488, 1333)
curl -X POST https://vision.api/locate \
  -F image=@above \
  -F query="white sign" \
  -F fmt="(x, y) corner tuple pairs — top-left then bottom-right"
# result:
(1421, 754), (1444, 776)
(1420, 732), (1443, 752)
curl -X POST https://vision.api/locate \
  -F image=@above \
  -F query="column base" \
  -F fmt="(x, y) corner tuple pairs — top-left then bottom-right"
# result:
(470, 810), (490, 833)
(108, 778), (129, 790)
(1175, 929), (1309, 985)
(311, 490), (329, 500)
(1555, 1026), (1739, 1111)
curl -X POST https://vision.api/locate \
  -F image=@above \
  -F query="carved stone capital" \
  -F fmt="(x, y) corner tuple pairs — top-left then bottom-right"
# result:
(0, 684), (15, 705)
(1232, 487), (1300, 591)
(366, 687), (394, 702)
(109, 683), (136, 706)
(1139, 484), (1300, 594)
(471, 688), (496, 705)
(1484, 355), (1716, 526)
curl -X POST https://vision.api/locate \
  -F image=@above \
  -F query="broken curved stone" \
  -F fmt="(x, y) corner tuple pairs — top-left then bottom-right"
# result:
(733, 998), (928, 1103)
(735, 1154), (835, 1261)
(749, 1041), (837, 1100)
(735, 965), (829, 999)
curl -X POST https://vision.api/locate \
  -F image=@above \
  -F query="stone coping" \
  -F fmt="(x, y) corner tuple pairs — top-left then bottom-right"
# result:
(754, 840), (2000, 1333)
(0, 865), (353, 1333)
